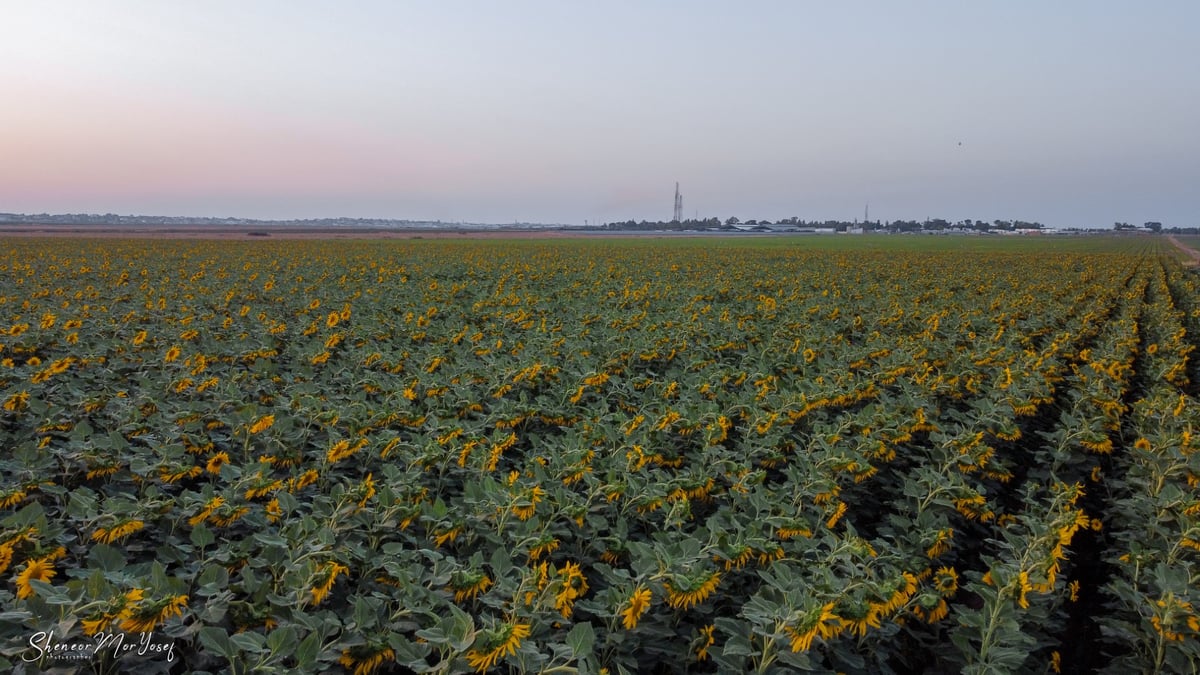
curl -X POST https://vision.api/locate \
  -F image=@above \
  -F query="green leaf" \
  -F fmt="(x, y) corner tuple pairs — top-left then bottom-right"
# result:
(198, 626), (237, 662)
(253, 531), (289, 548)
(266, 626), (298, 655)
(566, 621), (595, 658)
(196, 564), (229, 592)
(444, 604), (476, 652)
(489, 545), (513, 576)
(190, 522), (215, 548)
(720, 632), (754, 658)
(294, 632), (321, 669)
(229, 631), (266, 654)
(87, 544), (126, 573)
(388, 633), (433, 667)
(353, 596), (377, 631)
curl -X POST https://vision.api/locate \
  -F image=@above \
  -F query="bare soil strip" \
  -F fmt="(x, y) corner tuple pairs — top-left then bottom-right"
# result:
(1167, 235), (1200, 266)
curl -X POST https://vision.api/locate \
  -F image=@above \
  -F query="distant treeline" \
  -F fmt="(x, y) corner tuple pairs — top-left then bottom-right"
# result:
(596, 217), (1048, 233)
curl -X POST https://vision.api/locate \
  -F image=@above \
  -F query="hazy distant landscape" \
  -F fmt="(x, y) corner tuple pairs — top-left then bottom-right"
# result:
(1, 211), (1195, 237)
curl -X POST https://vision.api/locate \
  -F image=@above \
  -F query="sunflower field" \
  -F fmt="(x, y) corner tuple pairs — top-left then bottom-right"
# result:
(1, 235), (1198, 674)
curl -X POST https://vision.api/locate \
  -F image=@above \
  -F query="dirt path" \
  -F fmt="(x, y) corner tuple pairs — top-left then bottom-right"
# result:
(1167, 236), (1200, 267)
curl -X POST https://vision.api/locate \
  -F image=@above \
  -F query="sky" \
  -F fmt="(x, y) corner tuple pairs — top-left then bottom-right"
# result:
(1, 2), (1196, 228)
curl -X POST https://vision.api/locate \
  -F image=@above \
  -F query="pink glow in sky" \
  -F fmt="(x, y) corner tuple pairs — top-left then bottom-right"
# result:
(2, 2), (1197, 227)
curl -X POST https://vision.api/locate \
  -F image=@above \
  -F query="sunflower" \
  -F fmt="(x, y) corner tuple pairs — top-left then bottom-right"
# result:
(912, 597), (950, 623)
(118, 594), (188, 633)
(825, 501), (849, 529)
(0, 487), (28, 509)
(288, 469), (320, 492)
(785, 602), (844, 652)
(327, 438), (368, 463)
(208, 504), (250, 527)
(338, 646), (396, 675)
(664, 570), (721, 610)
(82, 588), (144, 636)
(265, 498), (282, 523)
(188, 496), (225, 527)
(244, 478), (283, 500)
(16, 558), (56, 599)
(3, 391), (29, 412)
(1080, 437), (1114, 454)
(621, 586), (652, 629)
(449, 571), (493, 603)
(465, 622), (531, 673)
(248, 414), (275, 434)
(553, 561), (589, 618)
(777, 526), (813, 541)
(695, 624), (715, 661)
(86, 463), (120, 480)
(841, 601), (884, 638)
(159, 465), (202, 484)
(926, 528), (954, 558)
(720, 546), (754, 571)
(879, 572), (919, 615)
(0, 545), (15, 576)
(309, 561), (349, 606)
(92, 519), (145, 544)
(48, 357), (74, 375)
(511, 486), (545, 521)
(528, 533), (559, 559)
(1150, 595), (1199, 642)
(164, 345), (182, 362)
(757, 546), (785, 566)
(355, 473), (376, 509)
(1016, 571), (1033, 609)
(205, 452), (230, 475)
(933, 567), (959, 597)
(953, 495), (994, 522)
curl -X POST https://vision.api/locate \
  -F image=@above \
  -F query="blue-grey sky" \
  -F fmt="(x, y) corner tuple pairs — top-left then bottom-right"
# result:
(1, 2), (1196, 227)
